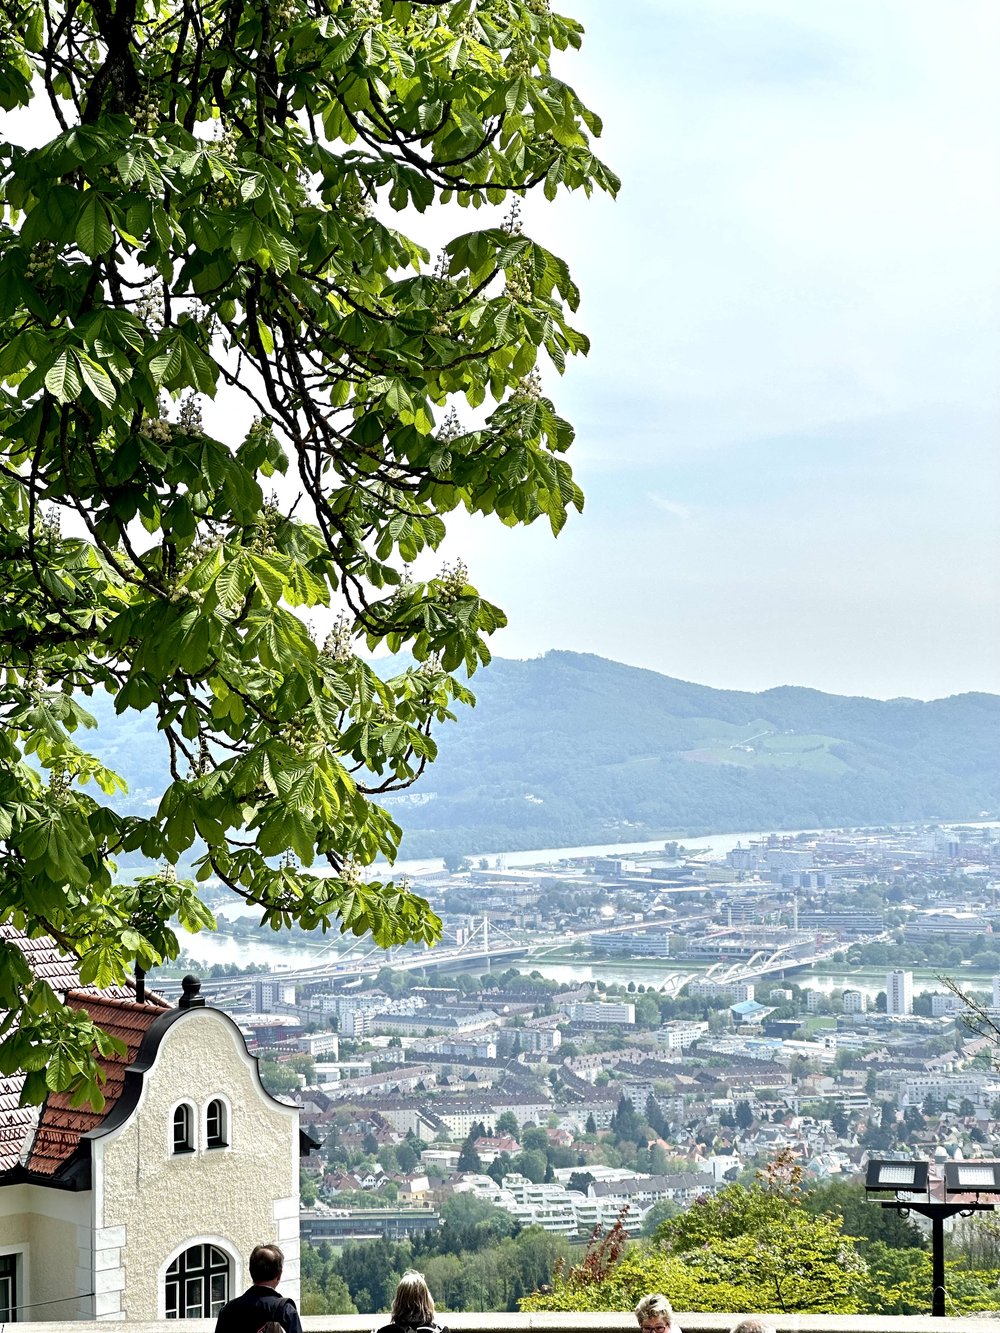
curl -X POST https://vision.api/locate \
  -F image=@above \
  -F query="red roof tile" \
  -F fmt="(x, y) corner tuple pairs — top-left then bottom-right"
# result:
(0, 924), (144, 1000)
(25, 992), (169, 1175)
(0, 928), (171, 1177)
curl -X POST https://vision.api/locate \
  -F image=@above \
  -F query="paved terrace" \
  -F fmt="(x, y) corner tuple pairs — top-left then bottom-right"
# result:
(19, 1313), (1000, 1333)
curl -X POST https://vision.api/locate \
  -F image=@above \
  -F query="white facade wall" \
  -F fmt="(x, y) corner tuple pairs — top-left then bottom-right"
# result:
(377, 1106), (437, 1140)
(253, 980), (297, 1011)
(0, 1183), (91, 1320)
(298, 1033), (340, 1058)
(436, 1102), (547, 1137)
(564, 1002), (635, 1025)
(654, 1023), (703, 1051)
(492, 1177), (636, 1236)
(338, 1009), (374, 1039)
(900, 1073), (999, 1107)
(619, 1082), (655, 1112)
(93, 1009), (299, 1320)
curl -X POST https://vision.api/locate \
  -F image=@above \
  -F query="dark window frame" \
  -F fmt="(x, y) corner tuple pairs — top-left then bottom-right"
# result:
(206, 1098), (228, 1149)
(165, 1244), (229, 1319)
(0, 1252), (18, 1323)
(172, 1102), (194, 1154)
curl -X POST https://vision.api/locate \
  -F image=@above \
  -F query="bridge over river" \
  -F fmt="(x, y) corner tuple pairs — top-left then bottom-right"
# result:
(152, 917), (849, 1005)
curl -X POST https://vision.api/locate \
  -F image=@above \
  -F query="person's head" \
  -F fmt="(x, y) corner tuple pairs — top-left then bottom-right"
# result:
(392, 1270), (435, 1327)
(730, 1321), (776, 1333)
(634, 1294), (673, 1332)
(249, 1244), (284, 1286)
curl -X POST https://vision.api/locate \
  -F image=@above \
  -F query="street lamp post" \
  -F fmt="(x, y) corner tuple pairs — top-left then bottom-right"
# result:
(865, 1158), (1000, 1317)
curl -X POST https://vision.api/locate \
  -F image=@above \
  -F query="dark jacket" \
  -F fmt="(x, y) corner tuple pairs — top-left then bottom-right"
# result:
(215, 1284), (303, 1333)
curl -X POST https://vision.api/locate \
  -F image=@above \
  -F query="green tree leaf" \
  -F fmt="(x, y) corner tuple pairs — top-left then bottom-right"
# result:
(44, 350), (82, 402)
(76, 193), (114, 256)
(0, 0), (614, 1108)
(77, 353), (117, 408)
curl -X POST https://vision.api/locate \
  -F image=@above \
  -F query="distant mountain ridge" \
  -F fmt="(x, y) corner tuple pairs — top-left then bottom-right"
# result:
(75, 651), (999, 861)
(384, 651), (1000, 857)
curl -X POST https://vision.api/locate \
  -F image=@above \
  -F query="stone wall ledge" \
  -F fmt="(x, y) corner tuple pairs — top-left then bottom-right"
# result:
(15, 1314), (1000, 1333)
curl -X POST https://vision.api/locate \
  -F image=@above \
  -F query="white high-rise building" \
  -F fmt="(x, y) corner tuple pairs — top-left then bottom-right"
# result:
(886, 969), (913, 1016)
(992, 975), (1000, 1009)
(843, 989), (868, 1014)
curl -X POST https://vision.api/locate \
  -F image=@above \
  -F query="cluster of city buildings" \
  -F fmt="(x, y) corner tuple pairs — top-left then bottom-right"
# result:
(167, 823), (1000, 1244)
(1, 822), (997, 1325)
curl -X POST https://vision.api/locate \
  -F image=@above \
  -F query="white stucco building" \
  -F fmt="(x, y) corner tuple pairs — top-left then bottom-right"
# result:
(0, 931), (302, 1322)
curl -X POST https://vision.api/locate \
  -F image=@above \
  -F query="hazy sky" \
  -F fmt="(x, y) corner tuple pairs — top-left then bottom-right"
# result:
(442, 0), (1000, 701)
(12, 1), (998, 701)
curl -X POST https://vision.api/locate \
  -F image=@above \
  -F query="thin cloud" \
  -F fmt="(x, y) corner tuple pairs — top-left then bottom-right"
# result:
(649, 495), (693, 523)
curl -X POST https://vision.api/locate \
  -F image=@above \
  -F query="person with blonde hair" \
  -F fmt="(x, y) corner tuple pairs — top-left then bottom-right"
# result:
(375, 1271), (448, 1333)
(634, 1293), (682, 1333)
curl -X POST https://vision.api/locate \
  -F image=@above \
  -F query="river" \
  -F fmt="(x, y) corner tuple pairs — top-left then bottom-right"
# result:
(174, 819), (998, 981)
(380, 826), (817, 876)
(178, 825), (823, 970)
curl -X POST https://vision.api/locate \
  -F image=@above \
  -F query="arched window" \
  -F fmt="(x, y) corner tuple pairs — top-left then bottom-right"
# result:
(165, 1245), (229, 1318)
(206, 1098), (228, 1149)
(172, 1103), (194, 1154)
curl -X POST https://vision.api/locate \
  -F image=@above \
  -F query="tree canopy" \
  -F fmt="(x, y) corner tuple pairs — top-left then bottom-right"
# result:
(0, 0), (616, 1103)
(522, 1153), (1000, 1319)
(523, 1159), (868, 1317)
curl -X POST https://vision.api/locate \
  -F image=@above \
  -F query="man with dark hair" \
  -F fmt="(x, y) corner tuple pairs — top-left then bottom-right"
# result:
(215, 1244), (303, 1333)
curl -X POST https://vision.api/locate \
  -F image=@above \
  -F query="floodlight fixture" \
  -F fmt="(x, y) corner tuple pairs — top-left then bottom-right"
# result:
(865, 1156), (999, 1316)
(864, 1158), (929, 1195)
(944, 1161), (1000, 1195)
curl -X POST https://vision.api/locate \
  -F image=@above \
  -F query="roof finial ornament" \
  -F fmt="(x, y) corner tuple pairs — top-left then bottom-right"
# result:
(178, 975), (205, 1009)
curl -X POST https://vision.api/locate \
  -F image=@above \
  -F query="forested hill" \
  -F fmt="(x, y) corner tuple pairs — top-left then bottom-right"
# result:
(75, 651), (999, 861)
(385, 652), (1000, 857)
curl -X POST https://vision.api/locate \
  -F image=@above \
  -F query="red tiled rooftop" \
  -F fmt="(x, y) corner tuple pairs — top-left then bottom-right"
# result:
(26, 991), (169, 1175)
(0, 923), (138, 1000)
(0, 927), (171, 1177)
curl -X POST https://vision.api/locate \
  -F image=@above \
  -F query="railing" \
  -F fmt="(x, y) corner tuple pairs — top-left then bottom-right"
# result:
(15, 1312), (1000, 1333)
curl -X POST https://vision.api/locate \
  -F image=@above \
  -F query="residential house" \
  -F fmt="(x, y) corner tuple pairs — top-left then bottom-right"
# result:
(0, 931), (300, 1322)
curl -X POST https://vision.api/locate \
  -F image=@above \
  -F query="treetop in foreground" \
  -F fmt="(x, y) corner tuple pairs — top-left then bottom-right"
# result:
(0, 0), (617, 1104)
(521, 1155), (1000, 1318)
